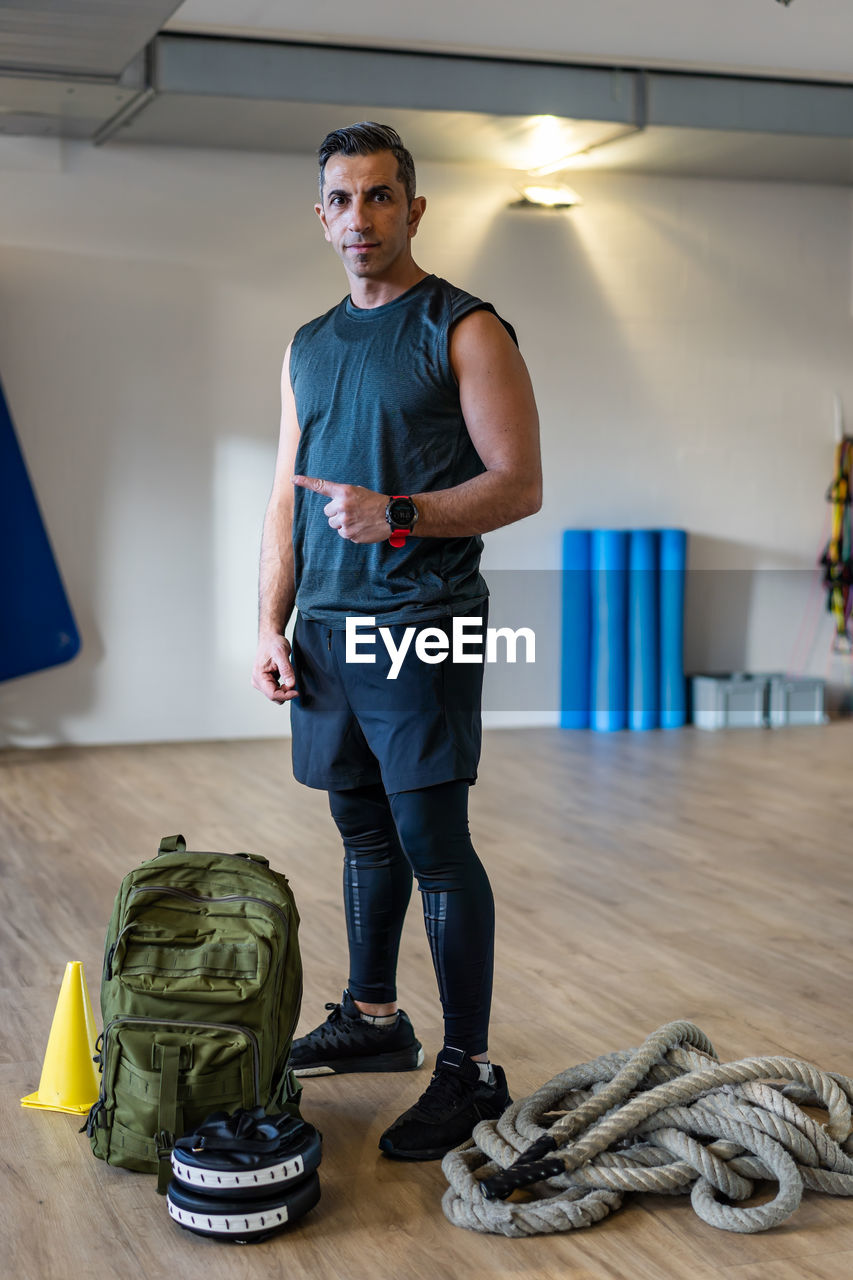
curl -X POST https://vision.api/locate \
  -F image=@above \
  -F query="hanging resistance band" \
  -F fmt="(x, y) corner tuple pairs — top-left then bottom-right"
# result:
(820, 436), (853, 652)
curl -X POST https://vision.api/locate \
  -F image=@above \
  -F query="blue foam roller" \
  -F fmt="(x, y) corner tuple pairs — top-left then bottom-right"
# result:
(629, 530), (659, 730)
(659, 528), (687, 728)
(590, 530), (628, 732)
(0, 377), (80, 682)
(560, 530), (591, 729)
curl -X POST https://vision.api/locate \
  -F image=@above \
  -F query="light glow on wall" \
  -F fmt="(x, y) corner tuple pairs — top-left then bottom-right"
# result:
(516, 115), (578, 171)
(519, 184), (584, 208)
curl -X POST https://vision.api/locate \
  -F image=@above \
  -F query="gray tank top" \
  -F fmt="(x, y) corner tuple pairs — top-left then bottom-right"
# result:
(289, 274), (517, 628)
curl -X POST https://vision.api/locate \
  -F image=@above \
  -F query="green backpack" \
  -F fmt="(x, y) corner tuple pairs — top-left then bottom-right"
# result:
(86, 835), (303, 1191)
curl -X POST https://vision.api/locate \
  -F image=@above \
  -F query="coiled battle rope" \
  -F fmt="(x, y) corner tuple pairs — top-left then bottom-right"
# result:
(441, 1021), (853, 1237)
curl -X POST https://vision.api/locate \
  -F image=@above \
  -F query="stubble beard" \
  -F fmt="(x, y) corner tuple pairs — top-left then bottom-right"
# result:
(341, 233), (409, 280)
(348, 249), (380, 274)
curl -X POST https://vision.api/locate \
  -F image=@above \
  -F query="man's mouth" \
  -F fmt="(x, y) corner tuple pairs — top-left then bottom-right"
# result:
(346, 242), (379, 252)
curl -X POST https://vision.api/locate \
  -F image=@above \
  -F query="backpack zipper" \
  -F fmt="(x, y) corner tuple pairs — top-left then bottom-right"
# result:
(138, 885), (302, 1065)
(105, 923), (136, 979)
(107, 886), (300, 1086)
(92, 1015), (262, 1121)
(127, 884), (290, 928)
(106, 885), (290, 979)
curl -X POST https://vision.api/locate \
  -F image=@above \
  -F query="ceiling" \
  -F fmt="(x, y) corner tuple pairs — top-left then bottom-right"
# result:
(3, 1), (853, 185)
(1, 1), (182, 75)
(163, 0), (853, 87)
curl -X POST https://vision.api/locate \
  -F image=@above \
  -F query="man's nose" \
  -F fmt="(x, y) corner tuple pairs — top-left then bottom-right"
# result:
(347, 199), (372, 232)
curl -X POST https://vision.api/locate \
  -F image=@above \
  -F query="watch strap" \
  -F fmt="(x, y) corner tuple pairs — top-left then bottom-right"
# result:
(387, 494), (415, 547)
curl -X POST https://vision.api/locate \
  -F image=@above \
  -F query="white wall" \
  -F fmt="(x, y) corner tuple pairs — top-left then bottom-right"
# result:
(0, 137), (849, 746)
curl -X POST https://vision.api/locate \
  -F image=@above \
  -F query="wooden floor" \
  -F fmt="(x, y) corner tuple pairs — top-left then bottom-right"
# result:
(3, 724), (853, 1280)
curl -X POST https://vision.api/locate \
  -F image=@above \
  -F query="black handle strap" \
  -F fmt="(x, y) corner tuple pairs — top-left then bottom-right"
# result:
(480, 1156), (567, 1201)
(174, 1107), (304, 1156)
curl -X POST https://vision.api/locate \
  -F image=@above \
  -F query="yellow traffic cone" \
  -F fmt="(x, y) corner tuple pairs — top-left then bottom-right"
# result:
(21, 960), (100, 1115)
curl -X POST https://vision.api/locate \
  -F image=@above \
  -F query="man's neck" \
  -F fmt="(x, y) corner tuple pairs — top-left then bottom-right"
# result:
(348, 262), (428, 310)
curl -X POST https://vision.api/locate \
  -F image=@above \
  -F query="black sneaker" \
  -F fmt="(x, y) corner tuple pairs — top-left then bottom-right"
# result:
(378, 1047), (511, 1160)
(289, 990), (425, 1077)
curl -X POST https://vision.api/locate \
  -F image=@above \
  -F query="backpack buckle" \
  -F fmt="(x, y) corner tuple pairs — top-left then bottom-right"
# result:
(156, 1129), (175, 1196)
(155, 1128), (175, 1162)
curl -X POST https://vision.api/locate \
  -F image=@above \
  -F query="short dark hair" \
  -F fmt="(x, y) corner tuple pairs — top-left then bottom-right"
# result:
(318, 122), (416, 205)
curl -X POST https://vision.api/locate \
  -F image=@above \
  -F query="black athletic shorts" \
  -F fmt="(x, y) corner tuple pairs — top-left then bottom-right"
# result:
(289, 600), (488, 794)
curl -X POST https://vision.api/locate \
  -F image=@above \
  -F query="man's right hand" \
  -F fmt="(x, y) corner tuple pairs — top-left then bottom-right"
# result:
(252, 633), (299, 704)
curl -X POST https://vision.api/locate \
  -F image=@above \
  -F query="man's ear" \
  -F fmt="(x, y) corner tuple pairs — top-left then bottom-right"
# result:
(407, 196), (427, 239)
(314, 202), (332, 243)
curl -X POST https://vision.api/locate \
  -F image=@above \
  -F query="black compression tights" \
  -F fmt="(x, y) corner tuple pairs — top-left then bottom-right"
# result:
(327, 779), (495, 1057)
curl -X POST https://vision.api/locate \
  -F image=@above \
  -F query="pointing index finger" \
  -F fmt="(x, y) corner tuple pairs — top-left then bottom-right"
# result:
(292, 474), (337, 496)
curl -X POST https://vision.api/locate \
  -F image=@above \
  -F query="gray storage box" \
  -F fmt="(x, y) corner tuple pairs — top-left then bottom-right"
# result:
(690, 674), (768, 730)
(690, 672), (827, 729)
(767, 675), (826, 727)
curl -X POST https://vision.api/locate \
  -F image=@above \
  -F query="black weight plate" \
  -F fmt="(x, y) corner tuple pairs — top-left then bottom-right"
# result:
(166, 1170), (321, 1243)
(171, 1121), (322, 1198)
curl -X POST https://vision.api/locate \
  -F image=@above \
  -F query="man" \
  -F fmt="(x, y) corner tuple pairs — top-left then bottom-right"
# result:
(252, 122), (541, 1161)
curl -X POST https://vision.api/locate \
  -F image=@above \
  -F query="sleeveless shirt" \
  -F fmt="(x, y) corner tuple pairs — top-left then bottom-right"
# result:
(289, 273), (517, 628)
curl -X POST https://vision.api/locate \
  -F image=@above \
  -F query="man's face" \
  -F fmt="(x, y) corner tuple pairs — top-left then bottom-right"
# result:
(315, 151), (426, 280)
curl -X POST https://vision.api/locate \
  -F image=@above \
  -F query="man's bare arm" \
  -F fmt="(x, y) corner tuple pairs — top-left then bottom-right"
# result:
(412, 310), (542, 536)
(290, 310), (542, 544)
(252, 342), (301, 704)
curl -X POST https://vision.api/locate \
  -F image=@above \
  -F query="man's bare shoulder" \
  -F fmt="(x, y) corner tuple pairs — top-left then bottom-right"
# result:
(451, 307), (515, 341)
(449, 308), (524, 383)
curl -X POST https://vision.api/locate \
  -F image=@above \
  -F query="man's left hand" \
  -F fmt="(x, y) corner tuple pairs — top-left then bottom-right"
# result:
(292, 475), (391, 543)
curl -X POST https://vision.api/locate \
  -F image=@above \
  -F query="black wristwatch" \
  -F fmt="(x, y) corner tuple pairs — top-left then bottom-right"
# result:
(385, 495), (419, 548)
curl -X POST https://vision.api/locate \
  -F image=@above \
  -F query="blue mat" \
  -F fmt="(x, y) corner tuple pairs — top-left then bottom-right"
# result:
(659, 528), (687, 728)
(628, 529), (660, 731)
(561, 527), (687, 730)
(560, 530), (591, 728)
(591, 530), (628, 732)
(0, 377), (80, 682)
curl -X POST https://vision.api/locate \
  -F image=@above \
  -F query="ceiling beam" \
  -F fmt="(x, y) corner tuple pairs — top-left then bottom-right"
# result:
(146, 34), (853, 141)
(152, 35), (640, 125)
(6, 32), (853, 153)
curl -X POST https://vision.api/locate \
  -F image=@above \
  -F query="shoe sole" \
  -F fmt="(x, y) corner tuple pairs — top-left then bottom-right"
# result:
(377, 1139), (449, 1161)
(293, 1043), (425, 1078)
